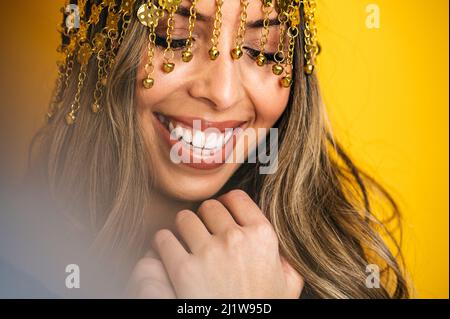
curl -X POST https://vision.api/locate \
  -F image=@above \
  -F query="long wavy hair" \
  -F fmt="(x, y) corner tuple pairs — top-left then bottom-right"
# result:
(27, 2), (409, 298)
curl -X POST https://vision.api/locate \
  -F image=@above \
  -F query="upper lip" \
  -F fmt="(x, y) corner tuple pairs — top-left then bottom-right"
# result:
(155, 113), (247, 132)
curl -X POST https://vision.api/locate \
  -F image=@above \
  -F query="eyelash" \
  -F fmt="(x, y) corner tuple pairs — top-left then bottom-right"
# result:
(155, 34), (189, 50)
(154, 35), (276, 64)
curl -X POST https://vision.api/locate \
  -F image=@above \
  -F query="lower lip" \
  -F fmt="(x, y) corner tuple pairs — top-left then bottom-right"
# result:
(152, 114), (243, 170)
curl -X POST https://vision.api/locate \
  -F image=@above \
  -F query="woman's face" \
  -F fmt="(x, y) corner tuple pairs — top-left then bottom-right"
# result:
(136, 1), (290, 201)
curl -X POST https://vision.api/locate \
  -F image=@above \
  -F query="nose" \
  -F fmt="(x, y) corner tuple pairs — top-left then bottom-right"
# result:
(187, 46), (245, 112)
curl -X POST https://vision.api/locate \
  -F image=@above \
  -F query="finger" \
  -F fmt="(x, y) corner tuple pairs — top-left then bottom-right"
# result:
(280, 255), (304, 298)
(217, 189), (266, 226)
(153, 229), (190, 281)
(175, 210), (211, 253)
(126, 257), (176, 299)
(197, 199), (236, 234)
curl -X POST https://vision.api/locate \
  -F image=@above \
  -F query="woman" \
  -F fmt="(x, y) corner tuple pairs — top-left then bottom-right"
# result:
(26, 0), (409, 298)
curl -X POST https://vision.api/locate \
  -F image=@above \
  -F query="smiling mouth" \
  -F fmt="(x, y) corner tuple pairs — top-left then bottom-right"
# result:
(155, 112), (246, 152)
(153, 112), (248, 169)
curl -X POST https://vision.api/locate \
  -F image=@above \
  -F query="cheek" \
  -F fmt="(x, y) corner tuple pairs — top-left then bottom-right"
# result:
(248, 78), (290, 127)
(135, 51), (179, 109)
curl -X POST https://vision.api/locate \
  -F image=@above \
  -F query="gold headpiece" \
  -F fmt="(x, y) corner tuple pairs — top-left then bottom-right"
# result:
(48, 0), (319, 125)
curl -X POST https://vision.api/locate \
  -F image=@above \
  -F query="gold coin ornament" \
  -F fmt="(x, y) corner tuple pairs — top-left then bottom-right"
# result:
(137, 3), (165, 27)
(77, 43), (93, 65)
(77, 23), (88, 42)
(159, 0), (182, 11)
(104, 0), (117, 9)
(106, 11), (120, 33)
(289, 5), (300, 26)
(89, 4), (102, 25)
(121, 0), (136, 15)
(92, 33), (107, 53)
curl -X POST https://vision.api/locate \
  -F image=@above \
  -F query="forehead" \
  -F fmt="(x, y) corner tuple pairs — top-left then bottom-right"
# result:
(178, 0), (279, 23)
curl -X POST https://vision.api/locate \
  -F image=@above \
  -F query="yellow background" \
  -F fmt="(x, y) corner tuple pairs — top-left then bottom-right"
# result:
(318, 0), (449, 298)
(0, 1), (448, 298)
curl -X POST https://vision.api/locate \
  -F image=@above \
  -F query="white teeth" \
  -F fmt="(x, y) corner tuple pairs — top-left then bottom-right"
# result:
(215, 134), (224, 149)
(193, 147), (202, 155)
(174, 126), (184, 139)
(204, 133), (218, 150)
(224, 129), (233, 144)
(161, 115), (240, 153)
(192, 130), (206, 148)
(202, 149), (212, 157)
(182, 129), (192, 143)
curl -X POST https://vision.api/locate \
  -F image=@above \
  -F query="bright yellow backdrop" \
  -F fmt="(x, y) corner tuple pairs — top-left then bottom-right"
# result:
(0, 1), (448, 298)
(317, 0), (449, 298)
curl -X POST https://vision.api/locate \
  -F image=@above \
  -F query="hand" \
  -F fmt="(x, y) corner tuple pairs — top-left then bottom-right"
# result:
(153, 190), (304, 298)
(125, 250), (176, 298)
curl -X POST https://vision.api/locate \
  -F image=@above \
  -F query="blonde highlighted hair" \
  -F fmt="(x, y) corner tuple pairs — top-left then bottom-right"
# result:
(27, 3), (409, 298)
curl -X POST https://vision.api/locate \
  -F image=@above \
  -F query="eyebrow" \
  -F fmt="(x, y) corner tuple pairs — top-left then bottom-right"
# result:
(176, 6), (280, 28)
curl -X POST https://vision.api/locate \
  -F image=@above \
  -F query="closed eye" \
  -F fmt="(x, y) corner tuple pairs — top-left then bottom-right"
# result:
(242, 47), (276, 64)
(154, 35), (276, 64)
(155, 34), (191, 50)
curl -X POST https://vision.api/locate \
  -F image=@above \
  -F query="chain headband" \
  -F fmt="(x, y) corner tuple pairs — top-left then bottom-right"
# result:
(48, 0), (319, 125)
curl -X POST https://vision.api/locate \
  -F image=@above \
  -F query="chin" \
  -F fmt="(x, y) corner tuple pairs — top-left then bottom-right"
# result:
(155, 165), (239, 202)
